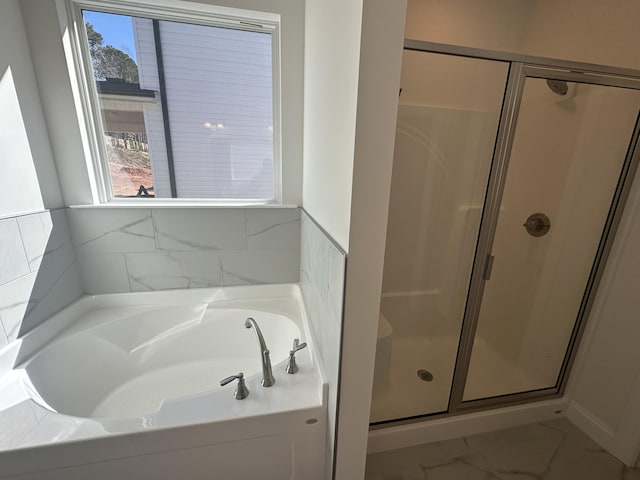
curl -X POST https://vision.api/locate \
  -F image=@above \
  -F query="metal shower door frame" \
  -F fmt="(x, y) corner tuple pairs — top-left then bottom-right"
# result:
(401, 40), (640, 419)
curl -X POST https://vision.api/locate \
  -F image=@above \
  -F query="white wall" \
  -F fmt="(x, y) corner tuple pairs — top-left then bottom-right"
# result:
(301, 2), (364, 475)
(20, 0), (99, 207)
(0, 1), (83, 345)
(405, 0), (533, 54)
(521, 0), (640, 70)
(333, 1), (407, 479)
(405, 0), (640, 72)
(566, 164), (640, 465)
(0, 0), (63, 217)
(302, 0), (363, 251)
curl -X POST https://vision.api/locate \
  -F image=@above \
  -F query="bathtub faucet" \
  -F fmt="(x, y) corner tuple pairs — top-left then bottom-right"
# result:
(244, 317), (275, 387)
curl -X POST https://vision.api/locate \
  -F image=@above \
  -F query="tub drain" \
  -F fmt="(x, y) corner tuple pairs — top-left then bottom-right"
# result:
(417, 369), (434, 382)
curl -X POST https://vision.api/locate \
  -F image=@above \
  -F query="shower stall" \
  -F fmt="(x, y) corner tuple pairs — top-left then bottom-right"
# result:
(370, 41), (640, 425)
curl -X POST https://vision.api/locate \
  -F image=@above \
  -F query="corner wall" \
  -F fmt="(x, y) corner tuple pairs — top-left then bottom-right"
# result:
(0, 210), (83, 347)
(302, 0), (363, 251)
(0, 0), (63, 215)
(335, 1), (407, 478)
(0, 1), (83, 347)
(301, 2), (407, 478)
(566, 158), (640, 465)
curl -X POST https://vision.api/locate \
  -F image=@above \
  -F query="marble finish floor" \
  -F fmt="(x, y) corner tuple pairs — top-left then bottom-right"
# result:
(366, 419), (640, 480)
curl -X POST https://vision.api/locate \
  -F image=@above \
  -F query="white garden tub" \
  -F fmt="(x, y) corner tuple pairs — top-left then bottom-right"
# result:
(0, 284), (327, 480)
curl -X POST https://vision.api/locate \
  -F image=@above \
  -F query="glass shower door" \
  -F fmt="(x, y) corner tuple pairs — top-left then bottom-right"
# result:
(370, 50), (508, 423)
(462, 75), (640, 402)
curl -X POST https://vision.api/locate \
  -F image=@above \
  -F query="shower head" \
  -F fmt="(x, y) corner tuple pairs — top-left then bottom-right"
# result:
(547, 79), (569, 96)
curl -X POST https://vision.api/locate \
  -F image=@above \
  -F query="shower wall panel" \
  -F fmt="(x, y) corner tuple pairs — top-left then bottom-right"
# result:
(382, 106), (498, 338)
(381, 50), (506, 341)
(470, 79), (587, 366)
(516, 87), (640, 385)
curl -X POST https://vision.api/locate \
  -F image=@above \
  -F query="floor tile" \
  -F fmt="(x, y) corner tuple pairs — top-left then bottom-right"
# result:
(623, 468), (640, 480)
(423, 455), (500, 479)
(465, 422), (563, 476)
(366, 419), (636, 480)
(366, 438), (468, 476)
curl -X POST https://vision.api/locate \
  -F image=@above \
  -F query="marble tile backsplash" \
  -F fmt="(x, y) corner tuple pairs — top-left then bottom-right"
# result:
(67, 207), (301, 294)
(0, 210), (83, 346)
(299, 211), (346, 480)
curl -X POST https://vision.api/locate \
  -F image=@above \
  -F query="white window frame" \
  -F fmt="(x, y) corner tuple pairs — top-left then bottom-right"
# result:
(62, 0), (282, 205)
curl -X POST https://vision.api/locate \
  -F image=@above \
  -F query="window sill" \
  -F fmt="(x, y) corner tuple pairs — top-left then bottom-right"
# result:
(68, 202), (299, 209)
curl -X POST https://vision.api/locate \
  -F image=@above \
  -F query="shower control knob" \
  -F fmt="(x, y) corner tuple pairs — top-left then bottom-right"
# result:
(523, 213), (551, 237)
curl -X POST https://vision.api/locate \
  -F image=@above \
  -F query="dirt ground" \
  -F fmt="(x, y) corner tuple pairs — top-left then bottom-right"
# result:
(106, 145), (154, 197)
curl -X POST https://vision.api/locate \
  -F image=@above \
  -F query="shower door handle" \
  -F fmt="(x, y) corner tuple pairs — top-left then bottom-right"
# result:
(483, 254), (495, 281)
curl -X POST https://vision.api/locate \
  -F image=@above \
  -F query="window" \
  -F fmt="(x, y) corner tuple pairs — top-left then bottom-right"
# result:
(74, 2), (279, 203)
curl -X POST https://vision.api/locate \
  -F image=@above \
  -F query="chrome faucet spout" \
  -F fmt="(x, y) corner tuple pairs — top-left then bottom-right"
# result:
(244, 317), (275, 387)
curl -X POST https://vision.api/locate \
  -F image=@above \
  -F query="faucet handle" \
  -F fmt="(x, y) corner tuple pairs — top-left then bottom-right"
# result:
(292, 338), (307, 351)
(220, 372), (249, 400)
(292, 339), (307, 353)
(286, 339), (307, 374)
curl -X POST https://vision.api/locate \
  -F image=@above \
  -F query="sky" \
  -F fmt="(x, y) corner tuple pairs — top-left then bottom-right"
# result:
(82, 10), (137, 62)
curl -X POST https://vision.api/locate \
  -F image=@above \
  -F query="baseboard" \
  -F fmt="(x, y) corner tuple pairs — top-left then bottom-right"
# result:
(367, 397), (569, 454)
(566, 400), (614, 447)
(565, 400), (638, 465)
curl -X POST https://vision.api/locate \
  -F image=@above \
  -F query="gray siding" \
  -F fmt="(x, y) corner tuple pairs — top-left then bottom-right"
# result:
(133, 18), (274, 199)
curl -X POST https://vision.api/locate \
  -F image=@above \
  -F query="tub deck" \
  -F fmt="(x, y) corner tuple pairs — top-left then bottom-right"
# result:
(0, 284), (327, 480)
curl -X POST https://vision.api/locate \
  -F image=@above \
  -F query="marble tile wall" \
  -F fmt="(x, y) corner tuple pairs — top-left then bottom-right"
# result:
(299, 210), (346, 480)
(67, 207), (301, 294)
(0, 209), (83, 347)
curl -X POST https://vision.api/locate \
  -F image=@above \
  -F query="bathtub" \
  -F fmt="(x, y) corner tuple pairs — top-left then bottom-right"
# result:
(0, 284), (327, 480)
